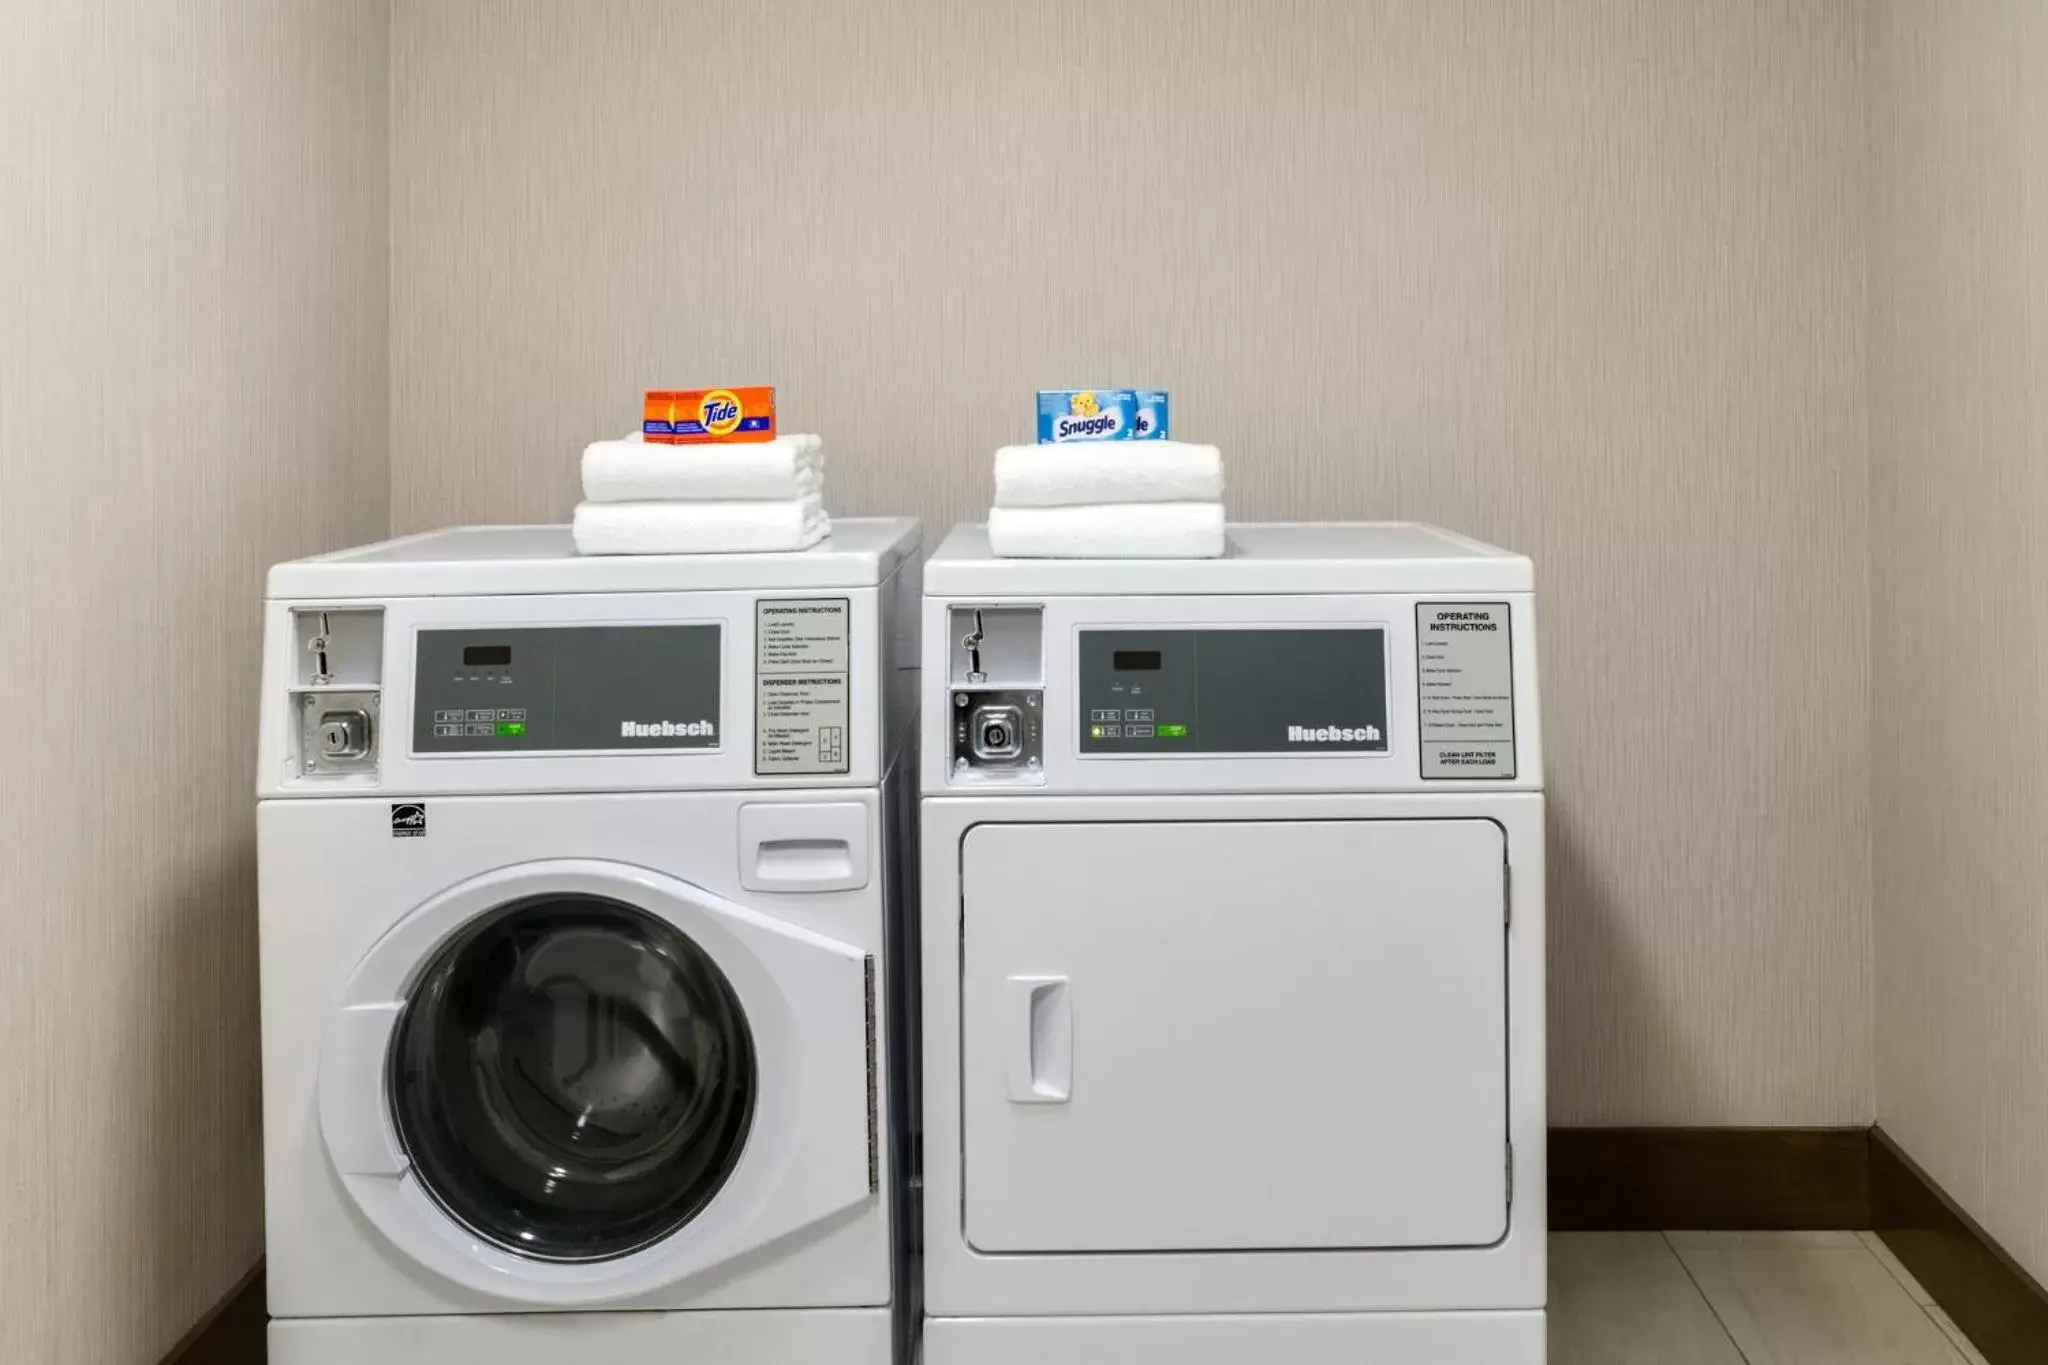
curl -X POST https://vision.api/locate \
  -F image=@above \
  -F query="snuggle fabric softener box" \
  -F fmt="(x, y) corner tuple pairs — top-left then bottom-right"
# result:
(1132, 389), (1170, 439)
(1037, 389), (1136, 442)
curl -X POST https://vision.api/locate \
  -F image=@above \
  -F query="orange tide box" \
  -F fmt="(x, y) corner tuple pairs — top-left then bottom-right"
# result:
(643, 387), (777, 443)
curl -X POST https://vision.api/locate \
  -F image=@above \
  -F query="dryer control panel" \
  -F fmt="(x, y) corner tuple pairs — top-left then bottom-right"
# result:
(1077, 627), (1389, 756)
(920, 523), (1539, 796)
(924, 592), (1538, 795)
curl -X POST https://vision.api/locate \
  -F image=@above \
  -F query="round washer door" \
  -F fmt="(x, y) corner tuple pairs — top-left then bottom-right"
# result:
(318, 859), (877, 1306)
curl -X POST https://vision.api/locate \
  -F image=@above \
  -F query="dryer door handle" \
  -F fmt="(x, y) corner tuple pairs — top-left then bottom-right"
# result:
(1007, 975), (1072, 1104)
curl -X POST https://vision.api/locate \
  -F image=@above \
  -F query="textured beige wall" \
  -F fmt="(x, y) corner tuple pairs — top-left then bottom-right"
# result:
(0, 4), (389, 1360)
(1868, 0), (2048, 1285)
(393, 0), (1873, 1125)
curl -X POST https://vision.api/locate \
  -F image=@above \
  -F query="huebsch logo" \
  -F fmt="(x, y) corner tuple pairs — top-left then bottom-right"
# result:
(1287, 724), (1383, 744)
(620, 719), (716, 739)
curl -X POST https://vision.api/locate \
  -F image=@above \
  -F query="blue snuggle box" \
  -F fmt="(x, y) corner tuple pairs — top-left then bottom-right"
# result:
(1037, 390), (1137, 443)
(1133, 390), (1170, 440)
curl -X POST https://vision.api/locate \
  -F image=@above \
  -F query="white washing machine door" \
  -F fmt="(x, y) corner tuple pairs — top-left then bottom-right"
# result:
(318, 858), (875, 1306)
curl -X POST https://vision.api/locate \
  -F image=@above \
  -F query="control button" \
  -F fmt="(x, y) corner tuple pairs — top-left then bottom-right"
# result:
(466, 709), (494, 722)
(1127, 724), (1155, 738)
(1091, 709), (1121, 722)
(1126, 708), (1155, 723)
(466, 722), (495, 736)
(432, 723), (461, 738)
(434, 709), (463, 723)
(1101, 725), (1122, 738)
(497, 708), (527, 722)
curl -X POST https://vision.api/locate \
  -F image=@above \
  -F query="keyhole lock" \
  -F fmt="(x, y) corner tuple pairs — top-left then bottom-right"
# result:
(317, 709), (372, 760)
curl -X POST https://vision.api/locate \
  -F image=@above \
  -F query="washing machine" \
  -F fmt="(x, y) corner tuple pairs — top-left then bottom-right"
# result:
(256, 521), (923, 1365)
(918, 522), (1546, 1364)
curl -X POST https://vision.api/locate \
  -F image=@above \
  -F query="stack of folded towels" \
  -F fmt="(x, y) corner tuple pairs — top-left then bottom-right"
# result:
(986, 441), (1226, 558)
(572, 434), (830, 555)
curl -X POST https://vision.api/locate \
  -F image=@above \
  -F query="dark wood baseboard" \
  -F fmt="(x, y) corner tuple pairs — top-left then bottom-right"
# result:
(163, 1264), (263, 1365)
(1873, 1128), (2048, 1365)
(1549, 1126), (1873, 1230)
(1553, 1125), (2048, 1365)
(164, 1128), (2048, 1365)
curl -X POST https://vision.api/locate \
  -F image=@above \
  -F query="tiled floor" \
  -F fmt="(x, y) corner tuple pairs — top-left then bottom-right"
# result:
(1553, 1232), (1990, 1363)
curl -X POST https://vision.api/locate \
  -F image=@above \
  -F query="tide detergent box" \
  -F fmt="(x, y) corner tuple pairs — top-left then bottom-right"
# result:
(644, 387), (776, 443)
(1037, 389), (1136, 443)
(1132, 390), (1170, 440)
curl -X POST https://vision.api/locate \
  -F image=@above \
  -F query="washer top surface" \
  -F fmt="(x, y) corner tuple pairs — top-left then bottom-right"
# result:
(268, 518), (921, 600)
(925, 521), (1531, 597)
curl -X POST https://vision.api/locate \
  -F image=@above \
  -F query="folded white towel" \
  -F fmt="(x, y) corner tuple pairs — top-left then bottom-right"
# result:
(993, 441), (1224, 509)
(572, 497), (830, 555)
(986, 502), (1225, 559)
(582, 433), (824, 503)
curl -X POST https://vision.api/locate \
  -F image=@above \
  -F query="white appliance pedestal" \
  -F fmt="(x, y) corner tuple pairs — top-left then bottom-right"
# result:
(272, 1307), (894, 1365)
(925, 1311), (1546, 1364)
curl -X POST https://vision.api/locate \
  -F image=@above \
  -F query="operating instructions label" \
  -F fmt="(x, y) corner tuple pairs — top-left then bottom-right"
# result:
(756, 598), (851, 775)
(1417, 603), (1517, 780)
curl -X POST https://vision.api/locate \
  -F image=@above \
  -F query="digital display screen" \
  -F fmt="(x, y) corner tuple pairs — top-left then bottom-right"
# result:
(1112, 650), (1163, 672)
(463, 645), (512, 667)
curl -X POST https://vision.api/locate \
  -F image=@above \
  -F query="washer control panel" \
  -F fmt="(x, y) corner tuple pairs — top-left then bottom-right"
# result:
(412, 625), (722, 754)
(1077, 627), (1389, 756)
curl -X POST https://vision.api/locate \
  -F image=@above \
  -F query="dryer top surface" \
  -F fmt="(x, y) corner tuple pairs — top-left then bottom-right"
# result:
(925, 522), (1531, 597)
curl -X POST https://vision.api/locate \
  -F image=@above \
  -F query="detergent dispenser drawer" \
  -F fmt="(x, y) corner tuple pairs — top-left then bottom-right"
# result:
(959, 818), (1509, 1255)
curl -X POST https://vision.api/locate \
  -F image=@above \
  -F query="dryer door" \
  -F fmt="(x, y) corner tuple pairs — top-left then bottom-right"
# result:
(960, 819), (1508, 1254)
(320, 858), (875, 1306)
